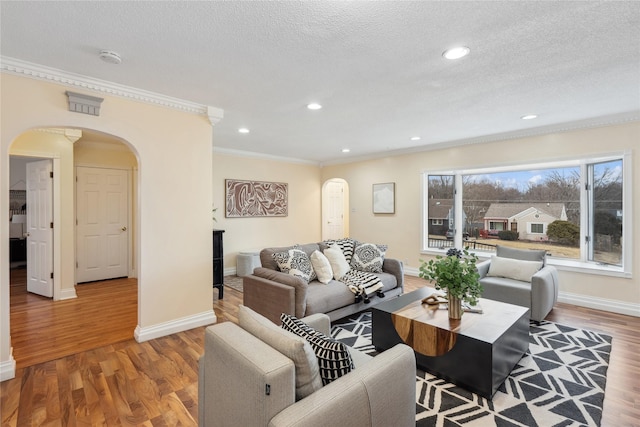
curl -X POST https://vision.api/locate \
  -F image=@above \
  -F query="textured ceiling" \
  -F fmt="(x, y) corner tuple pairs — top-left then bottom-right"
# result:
(1, 1), (639, 163)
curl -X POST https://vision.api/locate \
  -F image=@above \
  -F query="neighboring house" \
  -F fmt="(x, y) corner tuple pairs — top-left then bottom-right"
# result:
(483, 203), (568, 241)
(427, 199), (452, 236)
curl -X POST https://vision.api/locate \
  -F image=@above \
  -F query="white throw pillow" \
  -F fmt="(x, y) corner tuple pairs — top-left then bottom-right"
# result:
(486, 255), (543, 282)
(323, 244), (351, 280)
(310, 250), (333, 284)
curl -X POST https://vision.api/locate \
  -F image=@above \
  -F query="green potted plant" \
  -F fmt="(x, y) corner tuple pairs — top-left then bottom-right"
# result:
(419, 248), (482, 319)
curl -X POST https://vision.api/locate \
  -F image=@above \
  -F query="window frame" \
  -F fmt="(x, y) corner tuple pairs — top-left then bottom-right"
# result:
(422, 152), (632, 278)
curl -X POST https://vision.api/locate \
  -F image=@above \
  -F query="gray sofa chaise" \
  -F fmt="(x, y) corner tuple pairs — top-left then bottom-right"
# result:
(476, 245), (559, 322)
(243, 241), (404, 324)
(198, 306), (416, 427)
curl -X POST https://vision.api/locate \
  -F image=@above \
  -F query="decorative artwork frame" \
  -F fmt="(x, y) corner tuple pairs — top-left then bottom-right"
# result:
(225, 179), (288, 217)
(372, 182), (395, 214)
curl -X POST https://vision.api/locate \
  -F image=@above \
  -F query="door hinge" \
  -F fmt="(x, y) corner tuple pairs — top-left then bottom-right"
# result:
(50, 222), (54, 229)
(585, 235), (591, 243)
(50, 272), (54, 279)
(50, 171), (53, 178)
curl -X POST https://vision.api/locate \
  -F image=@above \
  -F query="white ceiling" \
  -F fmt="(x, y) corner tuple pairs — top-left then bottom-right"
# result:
(1, 1), (639, 164)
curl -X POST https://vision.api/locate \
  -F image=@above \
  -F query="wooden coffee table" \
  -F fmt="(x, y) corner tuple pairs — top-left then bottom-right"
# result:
(371, 287), (529, 399)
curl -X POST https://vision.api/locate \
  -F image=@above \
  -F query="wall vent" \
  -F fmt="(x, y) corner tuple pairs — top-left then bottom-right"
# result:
(65, 91), (104, 116)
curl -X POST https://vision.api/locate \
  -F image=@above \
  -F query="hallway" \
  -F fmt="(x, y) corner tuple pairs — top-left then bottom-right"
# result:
(9, 268), (137, 368)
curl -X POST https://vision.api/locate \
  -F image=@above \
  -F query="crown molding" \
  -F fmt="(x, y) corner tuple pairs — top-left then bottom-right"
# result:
(1, 56), (224, 123)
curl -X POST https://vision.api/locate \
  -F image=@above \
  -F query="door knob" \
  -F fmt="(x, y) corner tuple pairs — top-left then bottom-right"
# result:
(121, 226), (127, 231)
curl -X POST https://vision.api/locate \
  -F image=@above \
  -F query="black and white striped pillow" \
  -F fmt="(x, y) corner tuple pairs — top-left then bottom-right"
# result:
(281, 314), (354, 385)
(323, 238), (356, 264)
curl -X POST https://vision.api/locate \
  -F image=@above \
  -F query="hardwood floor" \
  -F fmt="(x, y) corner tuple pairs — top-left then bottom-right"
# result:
(2, 273), (639, 426)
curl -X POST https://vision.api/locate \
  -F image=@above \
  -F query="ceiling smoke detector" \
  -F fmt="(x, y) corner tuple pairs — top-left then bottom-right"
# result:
(99, 50), (122, 64)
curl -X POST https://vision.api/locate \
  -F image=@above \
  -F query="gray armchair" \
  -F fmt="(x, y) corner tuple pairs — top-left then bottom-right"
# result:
(476, 245), (559, 322)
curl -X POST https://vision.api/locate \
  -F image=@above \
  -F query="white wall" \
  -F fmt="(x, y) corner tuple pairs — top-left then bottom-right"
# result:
(322, 122), (640, 316)
(1, 73), (216, 380)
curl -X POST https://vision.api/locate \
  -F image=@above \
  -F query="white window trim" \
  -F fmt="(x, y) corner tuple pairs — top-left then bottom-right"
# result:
(422, 151), (632, 278)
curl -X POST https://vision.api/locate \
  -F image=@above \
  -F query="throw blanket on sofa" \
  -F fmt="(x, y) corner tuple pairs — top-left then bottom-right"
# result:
(341, 270), (384, 303)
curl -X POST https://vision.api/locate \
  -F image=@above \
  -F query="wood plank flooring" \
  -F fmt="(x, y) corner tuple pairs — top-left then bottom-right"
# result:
(2, 272), (639, 426)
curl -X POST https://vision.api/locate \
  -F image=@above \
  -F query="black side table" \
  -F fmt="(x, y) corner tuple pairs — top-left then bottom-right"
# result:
(213, 229), (225, 299)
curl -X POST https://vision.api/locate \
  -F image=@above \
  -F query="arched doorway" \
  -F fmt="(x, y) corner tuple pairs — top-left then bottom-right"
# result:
(7, 127), (140, 367)
(321, 178), (349, 240)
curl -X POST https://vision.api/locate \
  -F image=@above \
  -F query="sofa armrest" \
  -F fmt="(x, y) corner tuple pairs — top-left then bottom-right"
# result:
(251, 267), (309, 319)
(301, 313), (331, 336)
(530, 265), (559, 322)
(476, 259), (491, 279)
(199, 322), (295, 427)
(243, 274), (297, 324)
(268, 343), (416, 427)
(382, 258), (404, 290)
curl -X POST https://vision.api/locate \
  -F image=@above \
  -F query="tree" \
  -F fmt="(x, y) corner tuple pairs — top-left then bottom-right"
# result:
(547, 220), (580, 246)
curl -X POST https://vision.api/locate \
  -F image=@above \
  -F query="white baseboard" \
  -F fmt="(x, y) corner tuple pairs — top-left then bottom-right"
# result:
(403, 265), (639, 317)
(57, 287), (77, 300)
(224, 267), (237, 276)
(0, 355), (16, 382)
(134, 310), (217, 343)
(558, 291), (640, 318)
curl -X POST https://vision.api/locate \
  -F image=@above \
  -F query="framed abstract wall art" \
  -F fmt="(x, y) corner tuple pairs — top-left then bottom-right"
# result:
(225, 179), (288, 217)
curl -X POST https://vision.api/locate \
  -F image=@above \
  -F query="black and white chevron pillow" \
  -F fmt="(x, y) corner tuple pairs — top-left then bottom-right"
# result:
(281, 314), (354, 385)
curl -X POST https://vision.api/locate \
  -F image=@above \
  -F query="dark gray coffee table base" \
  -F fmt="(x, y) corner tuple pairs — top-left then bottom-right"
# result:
(371, 287), (529, 399)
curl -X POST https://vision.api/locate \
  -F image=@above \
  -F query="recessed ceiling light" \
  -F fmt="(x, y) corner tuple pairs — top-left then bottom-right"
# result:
(442, 46), (470, 60)
(99, 50), (122, 64)
(238, 128), (250, 134)
(410, 136), (421, 141)
(307, 103), (322, 110)
(342, 148), (350, 153)
(521, 114), (538, 120)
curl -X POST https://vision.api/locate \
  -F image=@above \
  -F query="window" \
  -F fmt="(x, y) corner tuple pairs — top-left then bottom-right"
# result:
(530, 223), (544, 234)
(423, 154), (629, 274)
(431, 219), (443, 226)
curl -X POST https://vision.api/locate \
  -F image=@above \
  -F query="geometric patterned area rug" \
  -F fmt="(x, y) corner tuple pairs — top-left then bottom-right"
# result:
(223, 275), (244, 292)
(331, 311), (612, 427)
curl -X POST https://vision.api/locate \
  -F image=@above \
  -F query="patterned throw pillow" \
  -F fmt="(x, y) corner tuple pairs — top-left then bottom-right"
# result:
(350, 242), (387, 273)
(273, 249), (317, 282)
(323, 238), (356, 263)
(281, 313), (354, 386)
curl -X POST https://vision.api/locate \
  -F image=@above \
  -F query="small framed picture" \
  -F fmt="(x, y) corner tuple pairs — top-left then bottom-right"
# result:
(372, 182), (395, 214)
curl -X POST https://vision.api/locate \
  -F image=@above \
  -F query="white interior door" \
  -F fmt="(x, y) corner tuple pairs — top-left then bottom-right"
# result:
(323, 180), (345, 240)
(26, 160), (53, 297)
(76, 167), (129, 283)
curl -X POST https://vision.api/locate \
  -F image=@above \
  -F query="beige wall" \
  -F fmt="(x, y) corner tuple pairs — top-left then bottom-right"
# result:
(212, 152), (322, 270)
(322, 122), (640, 313)
(1, 73), (215, 376)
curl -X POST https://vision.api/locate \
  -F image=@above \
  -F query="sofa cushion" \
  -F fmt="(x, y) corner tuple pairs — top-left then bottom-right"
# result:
(238, 305), (323, 399)
(281, 313), (354, 386)
(496, 245), (546, 265)
(350, 242), (387, 273)
(273, 249), (317, 282)
(486, 255), (543, 282)
(310, 250), (333, 284)
(323, 245), (351, 280)
(261, 243), (320, 271)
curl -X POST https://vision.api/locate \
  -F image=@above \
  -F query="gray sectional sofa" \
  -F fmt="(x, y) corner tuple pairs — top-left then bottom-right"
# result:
(243, 241), (404, 324)
(198, 306), (416, 427)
